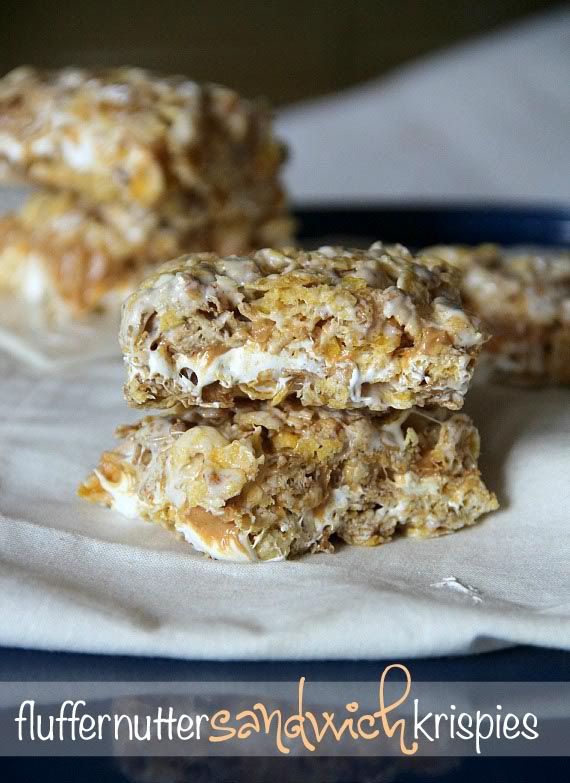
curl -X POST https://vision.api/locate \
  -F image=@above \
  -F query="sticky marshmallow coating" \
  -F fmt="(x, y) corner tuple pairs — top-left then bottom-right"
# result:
(78, 401), (498, 562)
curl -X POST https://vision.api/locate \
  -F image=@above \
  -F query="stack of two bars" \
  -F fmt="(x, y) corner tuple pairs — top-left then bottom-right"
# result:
(80, 242), (498, 562)
(0, 67), (291, 318)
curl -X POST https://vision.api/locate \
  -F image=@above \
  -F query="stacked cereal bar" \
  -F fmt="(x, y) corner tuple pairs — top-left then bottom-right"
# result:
(79, 403), (497, 562)
(119, 243), (483, 411)
(80, 243), (498, 561)
(0, 67), (291, 317)
(423, 244), (570, 385)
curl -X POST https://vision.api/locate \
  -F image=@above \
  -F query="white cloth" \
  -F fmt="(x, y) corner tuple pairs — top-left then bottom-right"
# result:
(277, 8), (570, 204)
(0, 350), (569, 660)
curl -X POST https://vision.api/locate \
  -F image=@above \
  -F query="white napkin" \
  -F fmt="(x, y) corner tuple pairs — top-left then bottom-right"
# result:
(0, 348), (568, 660)
(0, 297), (122, 369)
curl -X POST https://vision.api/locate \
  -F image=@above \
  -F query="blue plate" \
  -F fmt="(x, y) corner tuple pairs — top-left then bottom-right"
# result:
(296, 203), (570, 247)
